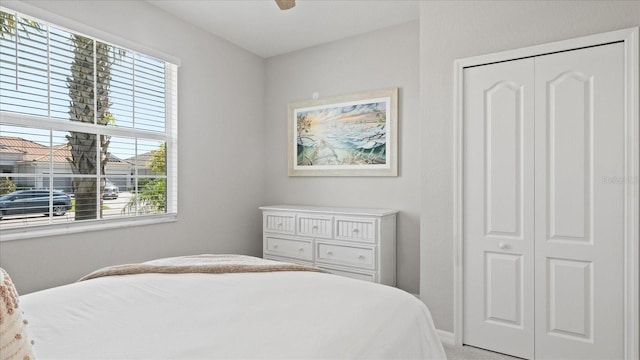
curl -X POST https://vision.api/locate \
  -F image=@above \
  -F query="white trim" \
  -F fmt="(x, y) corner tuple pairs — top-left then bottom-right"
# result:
(452, 27), (639, 359)
(452, 48), (465, 347)
(622, 27), (639, 360)
(1, 1), (181, 66)
(166, 63), (179, 214)
(0, 214), (177, 242)
(0, 113), (169, 142)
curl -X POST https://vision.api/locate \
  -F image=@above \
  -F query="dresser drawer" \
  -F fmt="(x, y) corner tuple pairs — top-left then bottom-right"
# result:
(264, 236), (313, 261)
(263, 212), (296, 234)
(297, 215), (333, 238)
(334, 217), (377, 243)
(316, 241), (376, 270)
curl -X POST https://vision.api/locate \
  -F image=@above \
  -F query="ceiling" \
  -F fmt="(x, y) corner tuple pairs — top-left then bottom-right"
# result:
(147, 0), (420, 58)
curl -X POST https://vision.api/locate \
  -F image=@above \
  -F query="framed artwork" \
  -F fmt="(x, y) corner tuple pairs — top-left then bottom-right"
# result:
(288, 88), (398, 176)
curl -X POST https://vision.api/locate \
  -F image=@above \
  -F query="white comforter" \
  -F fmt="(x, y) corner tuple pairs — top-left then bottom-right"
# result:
(21, 269), (445, 359)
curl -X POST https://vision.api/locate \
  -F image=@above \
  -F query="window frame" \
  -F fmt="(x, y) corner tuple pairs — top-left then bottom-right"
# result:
(0, 5), (179, 242)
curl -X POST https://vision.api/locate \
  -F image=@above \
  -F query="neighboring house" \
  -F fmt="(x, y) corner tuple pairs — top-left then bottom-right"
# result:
(0, 136), (139, 192)
(125, 151), (155, 177)
(0, 143), (24, 174)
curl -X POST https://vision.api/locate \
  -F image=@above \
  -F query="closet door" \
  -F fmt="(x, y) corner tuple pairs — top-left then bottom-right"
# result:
(463, 58), (535, 359)
(534, 42), (624, 359)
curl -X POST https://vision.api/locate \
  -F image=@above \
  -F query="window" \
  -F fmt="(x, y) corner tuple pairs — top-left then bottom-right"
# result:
(0, 7), (178, 239)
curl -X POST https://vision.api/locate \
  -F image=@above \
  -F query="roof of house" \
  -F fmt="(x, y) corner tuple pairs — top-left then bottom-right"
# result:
(126, 151), (153, 167)
(0, 136), (131, 165)
(0, 136), (49, 160)
(0, 143), (25, 155)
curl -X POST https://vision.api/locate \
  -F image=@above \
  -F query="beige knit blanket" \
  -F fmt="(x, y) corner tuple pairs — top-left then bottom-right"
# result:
(78, 254), (322, 282)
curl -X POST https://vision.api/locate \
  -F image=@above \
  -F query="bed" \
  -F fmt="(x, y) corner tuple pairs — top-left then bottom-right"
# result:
(3, 255), (446, 359)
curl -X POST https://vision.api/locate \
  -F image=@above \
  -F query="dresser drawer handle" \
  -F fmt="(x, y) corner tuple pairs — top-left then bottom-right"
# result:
(358, 255), (366, 260)
(273, 244), (279, 249)
(298, 248), (304, 252)
(326, 251), (333, 256)
(352, 229), (359, 234)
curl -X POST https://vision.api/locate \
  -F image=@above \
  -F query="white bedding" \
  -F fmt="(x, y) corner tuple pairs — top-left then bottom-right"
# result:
(20, 264), (446, 359)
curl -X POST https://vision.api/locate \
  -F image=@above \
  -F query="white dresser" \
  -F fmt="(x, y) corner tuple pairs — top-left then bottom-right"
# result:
(260, 205), (397, 285)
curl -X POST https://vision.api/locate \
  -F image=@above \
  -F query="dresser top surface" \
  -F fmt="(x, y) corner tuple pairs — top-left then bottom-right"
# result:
(259, 205), (398, 217)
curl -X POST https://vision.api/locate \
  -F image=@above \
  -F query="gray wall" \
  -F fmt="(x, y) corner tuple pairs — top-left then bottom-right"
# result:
(419, 0), (640, 332)
(0, 0), (266, 294)
(264, 21), (421, 294)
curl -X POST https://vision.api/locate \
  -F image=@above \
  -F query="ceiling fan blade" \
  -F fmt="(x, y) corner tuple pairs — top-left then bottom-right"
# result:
(275, 0), (295, 10)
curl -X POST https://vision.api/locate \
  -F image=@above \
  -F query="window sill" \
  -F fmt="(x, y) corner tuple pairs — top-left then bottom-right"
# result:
(0, 214), (178, 242)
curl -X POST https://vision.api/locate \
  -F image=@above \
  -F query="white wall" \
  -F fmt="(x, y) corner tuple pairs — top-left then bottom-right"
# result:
(264, 21), (421, 294)
(419, 0), (640, 332)
(0, 0), (266, 294)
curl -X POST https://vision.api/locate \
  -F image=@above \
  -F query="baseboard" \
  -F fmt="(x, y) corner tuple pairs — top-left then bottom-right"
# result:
(415, 295), (456, 346)
(413, 294), (456, 345)
(436, 329), (455, 345)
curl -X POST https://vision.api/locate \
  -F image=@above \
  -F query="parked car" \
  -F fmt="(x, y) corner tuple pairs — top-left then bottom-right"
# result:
(103, 179), (119, 200)
(0, 189), (72, 220)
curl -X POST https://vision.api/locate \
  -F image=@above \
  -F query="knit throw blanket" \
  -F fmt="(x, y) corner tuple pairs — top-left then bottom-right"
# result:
(78, 254), (322, 282)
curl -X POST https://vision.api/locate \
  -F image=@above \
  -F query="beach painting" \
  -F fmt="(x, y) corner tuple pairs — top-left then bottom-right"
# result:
(288, 88), (397, 176)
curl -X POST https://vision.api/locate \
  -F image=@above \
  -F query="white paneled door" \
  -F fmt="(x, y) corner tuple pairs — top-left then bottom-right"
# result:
(534, 43), (624, 360)
(463, 42), (624, 359)
(463, 58), (535, 359)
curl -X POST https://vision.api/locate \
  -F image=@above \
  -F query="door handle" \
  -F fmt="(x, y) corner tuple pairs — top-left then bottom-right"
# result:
(498, 242), (508, 249)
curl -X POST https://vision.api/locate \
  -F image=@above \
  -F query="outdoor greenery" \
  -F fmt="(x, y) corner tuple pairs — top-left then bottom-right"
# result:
(0, 11), (40, 36)
(123, 143), (166, 214)
(0, 177), (16, 196)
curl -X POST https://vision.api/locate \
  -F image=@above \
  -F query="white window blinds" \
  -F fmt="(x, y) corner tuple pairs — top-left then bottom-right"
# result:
(0, 7), (178, 237)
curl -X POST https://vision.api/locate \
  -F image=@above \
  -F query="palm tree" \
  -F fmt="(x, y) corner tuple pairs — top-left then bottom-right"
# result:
(0, 11), (39, 35)
(66, 35), (113, 220)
